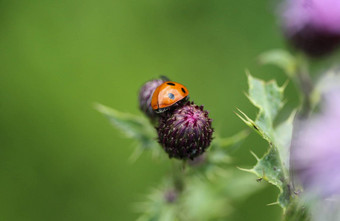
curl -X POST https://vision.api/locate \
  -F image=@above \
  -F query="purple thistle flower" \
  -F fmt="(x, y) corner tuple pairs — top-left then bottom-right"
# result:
(292, 88), (340, 198)
(280, 0), (340, 57)
(138, 77), (167, 121)
(157, 102), (213, 160)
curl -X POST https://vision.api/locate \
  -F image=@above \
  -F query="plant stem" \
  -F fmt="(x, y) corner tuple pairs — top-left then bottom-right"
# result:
(171, 160), (186, 193)
(283, 200), (311, 221)
(295, 55), (314, 119)
(286, 54), (314, 221)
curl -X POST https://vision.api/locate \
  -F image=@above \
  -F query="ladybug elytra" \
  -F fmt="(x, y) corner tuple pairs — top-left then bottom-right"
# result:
(151, 81), (189, 113)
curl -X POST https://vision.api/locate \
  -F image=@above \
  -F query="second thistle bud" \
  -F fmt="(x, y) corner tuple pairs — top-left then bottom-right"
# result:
(138, 78), (166, 121)
(157, 102), (213, 160)
(280, 0), (340, 57)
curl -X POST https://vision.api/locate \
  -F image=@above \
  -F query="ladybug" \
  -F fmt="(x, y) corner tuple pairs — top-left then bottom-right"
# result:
(151, 81), (189, 113)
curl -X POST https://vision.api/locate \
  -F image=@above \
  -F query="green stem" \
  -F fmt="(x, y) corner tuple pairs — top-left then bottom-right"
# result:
(171, 160), (186, 193)
(285, 54), (314, 221)
(295, 54), (314, 119)
(283, 200), (311, 221)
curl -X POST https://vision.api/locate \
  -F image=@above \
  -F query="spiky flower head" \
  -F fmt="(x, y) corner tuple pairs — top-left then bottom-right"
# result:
(138, 77), (167, 120)
(280, 0), (340, 57)
(292, 88), (340, 198)
(157, 102), (213, 160)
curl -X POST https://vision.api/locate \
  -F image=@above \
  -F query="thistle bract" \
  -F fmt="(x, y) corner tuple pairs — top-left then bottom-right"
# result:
(292, 89), (340, 198)
(157, 102), (213, 160)
(280, 0), (340, 57)
(138, 78), (166, 120)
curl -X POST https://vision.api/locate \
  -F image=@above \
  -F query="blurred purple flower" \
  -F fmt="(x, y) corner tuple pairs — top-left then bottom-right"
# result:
(292, 89), (340, 197)
(280, 0), (340, 57)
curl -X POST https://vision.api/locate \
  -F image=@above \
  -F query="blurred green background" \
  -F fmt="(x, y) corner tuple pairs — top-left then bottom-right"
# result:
(0, 0), (298, 220)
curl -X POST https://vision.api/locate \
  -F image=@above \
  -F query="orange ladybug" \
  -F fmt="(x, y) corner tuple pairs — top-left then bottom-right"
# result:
(151, 81), (189, 113)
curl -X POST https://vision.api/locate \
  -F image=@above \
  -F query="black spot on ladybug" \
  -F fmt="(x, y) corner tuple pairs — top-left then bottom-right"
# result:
(181, 88), (186, 93)
(167, 82), (175, 86)
(168, 93), (175, 100)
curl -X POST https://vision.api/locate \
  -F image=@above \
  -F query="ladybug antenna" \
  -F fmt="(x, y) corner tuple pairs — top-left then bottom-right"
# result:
(160, 75), (170, 82)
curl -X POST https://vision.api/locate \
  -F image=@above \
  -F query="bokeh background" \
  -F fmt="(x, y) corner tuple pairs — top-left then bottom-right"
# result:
(0, 0), (299, 220)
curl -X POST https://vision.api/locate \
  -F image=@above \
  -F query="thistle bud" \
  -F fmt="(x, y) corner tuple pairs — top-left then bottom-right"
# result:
(138, 78), (166, 120)
(280, 0), (340, 57)
(157, 102), (213, 160)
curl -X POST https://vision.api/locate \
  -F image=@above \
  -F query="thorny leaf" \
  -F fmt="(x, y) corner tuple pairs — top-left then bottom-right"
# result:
(237, 73), (295, 209)
(95, 103), (161, 160)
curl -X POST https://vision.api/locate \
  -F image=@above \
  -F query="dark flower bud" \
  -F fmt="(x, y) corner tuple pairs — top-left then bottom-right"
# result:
(138, 78), (167, 120)
(280, 0), (340, 57)
(287, 26), (340, 57)
(157, 102), (213, 160)
(164, 189), (178, 203)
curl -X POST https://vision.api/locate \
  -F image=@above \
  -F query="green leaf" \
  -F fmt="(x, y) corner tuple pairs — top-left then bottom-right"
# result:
(237, 73), (295, 209)
(94, 103), (161, 160)
(136, 170), (265, 221)
(246, 73), (285, 141)
(188, 130), (249, 181)
(240, 148), (291, 208)
(274, 111), (295, 170)
(258, 49), (297, 77)
(182, 176), (232, 220)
